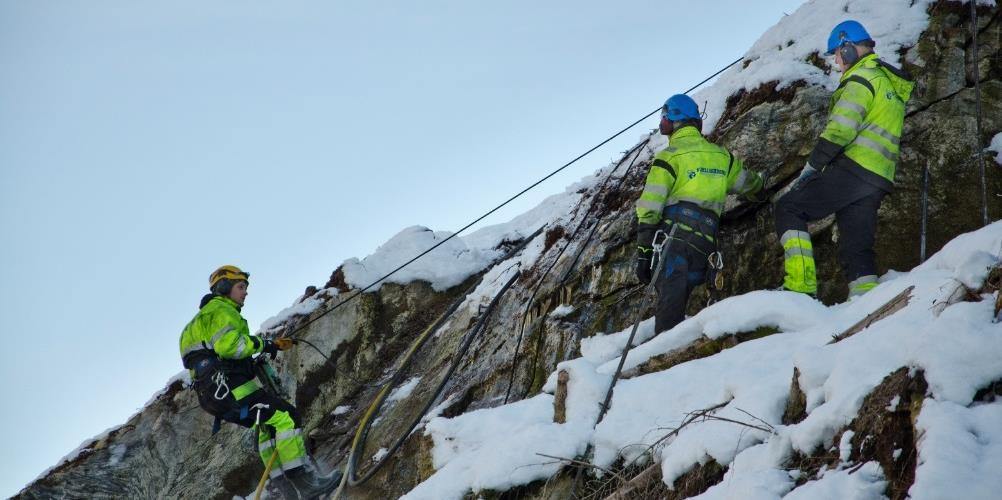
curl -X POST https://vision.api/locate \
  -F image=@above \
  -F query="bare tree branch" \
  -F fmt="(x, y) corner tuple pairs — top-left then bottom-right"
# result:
(535, 453), (628, 485)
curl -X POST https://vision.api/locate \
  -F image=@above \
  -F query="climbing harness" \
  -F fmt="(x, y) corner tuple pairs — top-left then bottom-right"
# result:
(330, 270), (521, 499)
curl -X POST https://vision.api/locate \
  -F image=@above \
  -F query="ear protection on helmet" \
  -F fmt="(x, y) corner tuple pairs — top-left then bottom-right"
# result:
(212, 278), (234, 297)
(839, 41), (860, 67)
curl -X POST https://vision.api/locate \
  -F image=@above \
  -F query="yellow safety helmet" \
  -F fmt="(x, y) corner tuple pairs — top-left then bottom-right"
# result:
(209, 265), (250, 288)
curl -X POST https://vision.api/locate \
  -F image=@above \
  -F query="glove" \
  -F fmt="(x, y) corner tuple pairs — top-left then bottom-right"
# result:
(740, 187), (768, 204)
(739, 171), (769, 204)
(262, 338), (294, 359)
(794, 163), (818, 189)
(636, 246), (654, 283)
(273, 337), (294, 351)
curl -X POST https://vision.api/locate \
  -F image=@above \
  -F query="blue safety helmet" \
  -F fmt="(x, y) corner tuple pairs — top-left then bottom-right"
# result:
(825, 20), (874, 55)
(662, 94), (700, 121)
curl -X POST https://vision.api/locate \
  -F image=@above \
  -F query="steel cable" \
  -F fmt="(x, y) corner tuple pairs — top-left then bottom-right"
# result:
(282, 56), (743, 341)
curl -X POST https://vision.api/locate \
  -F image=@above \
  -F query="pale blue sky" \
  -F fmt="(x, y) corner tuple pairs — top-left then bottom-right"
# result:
(0, 0), (803, 495)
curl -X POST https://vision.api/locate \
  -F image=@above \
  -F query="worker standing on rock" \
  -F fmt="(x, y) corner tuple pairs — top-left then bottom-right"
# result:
(774, 20), (914, 298)
(179, 265), (341, 499)
(636, 94), (765, 333)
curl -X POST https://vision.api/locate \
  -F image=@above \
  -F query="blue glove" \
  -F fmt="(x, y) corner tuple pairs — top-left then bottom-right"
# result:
(794, 163), (818, 189)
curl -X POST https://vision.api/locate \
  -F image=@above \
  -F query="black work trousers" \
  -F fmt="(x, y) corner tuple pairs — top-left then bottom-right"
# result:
(653, 229), (716, 334)
(774, 165), (887, 283)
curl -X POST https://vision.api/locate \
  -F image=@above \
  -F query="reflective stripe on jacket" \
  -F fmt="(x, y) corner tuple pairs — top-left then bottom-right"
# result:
(809, 53), (914, 191)
(636, 125), (762, 226)
(179, 296), (263, 363)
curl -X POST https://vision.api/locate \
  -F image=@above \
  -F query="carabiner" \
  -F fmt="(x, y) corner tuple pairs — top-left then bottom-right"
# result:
(708, 251), (723, 270)
(212, 371), (231, 400)
(650, 229), (668, 270)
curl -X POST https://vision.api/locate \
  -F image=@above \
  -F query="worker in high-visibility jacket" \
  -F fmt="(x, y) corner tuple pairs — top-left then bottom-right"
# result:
(636, 94), (764, 333)
(179, 265), (340, 499)
(775, 20), (914, 298)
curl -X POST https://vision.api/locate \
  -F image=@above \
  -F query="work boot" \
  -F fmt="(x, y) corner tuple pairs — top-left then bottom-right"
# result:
(276, 463), (342, 500)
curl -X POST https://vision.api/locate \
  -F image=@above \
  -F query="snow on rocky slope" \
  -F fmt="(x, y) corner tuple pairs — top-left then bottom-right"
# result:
(403, 221), (1002, 500)
(17, 0), (1002, 498)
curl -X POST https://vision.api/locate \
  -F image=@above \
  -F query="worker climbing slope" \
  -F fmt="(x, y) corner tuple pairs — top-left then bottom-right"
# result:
(775, 20), (914, 298)
(178, 265), (341, 499)
(636, 94), (764, 334)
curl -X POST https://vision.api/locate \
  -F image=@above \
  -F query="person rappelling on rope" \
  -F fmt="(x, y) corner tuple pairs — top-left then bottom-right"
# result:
(179, 265), (341, 499)
(774, 20), (914, 298)
(636, 95), (764, 333)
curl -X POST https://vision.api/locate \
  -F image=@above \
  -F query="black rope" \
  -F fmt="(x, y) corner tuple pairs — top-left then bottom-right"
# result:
(290, 337), (383, 388)
(284, 56), (744, 341)
(970, 0), (989, 226)
(501, 56), (744, 404)
(503, 138), (652, 404)
(920, 161), (929, 262)
(345, 270), (521, 487)
(570, 226), (678, 498)
(294, 337), (331, 361)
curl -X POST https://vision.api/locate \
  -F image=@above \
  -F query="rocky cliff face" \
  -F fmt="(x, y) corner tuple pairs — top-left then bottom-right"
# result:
(18, 2), (1001, 499)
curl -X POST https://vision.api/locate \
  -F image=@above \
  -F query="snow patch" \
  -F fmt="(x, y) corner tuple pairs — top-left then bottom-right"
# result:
(838, 430), (855, 464)
(107, 444), (127, 467)
(388, 377), (422, 403)
(910, 399), (1002, 500)
(696, 0), (936, 133)
(548, 304), (575, 319)
(258, 288), (337, 333)
(403, 221), (1002, 499)
(989, 132), (1002, 166)
(784, 461), (886, 500)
